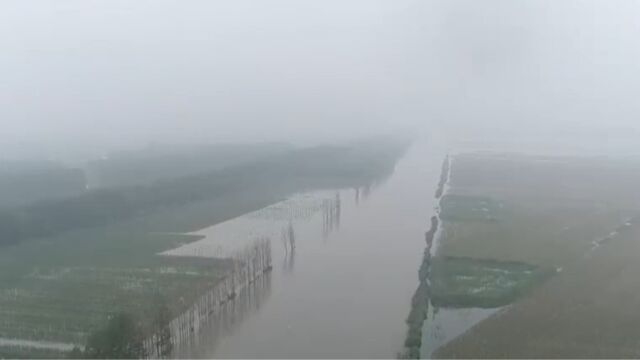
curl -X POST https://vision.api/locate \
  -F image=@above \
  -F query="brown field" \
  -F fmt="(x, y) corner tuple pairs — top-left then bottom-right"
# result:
(433, 153), (640, 358)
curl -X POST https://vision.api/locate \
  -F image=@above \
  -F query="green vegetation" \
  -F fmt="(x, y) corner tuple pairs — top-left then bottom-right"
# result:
(435, 155), (449, 199)
(0, 140), (406, 247)
(0, 163), (86, 208)
(401, 255), (551, 359)
(151, 303), (173, 359)
(430, 256), (553, 308)
(0, 139), (408, 358)
(0, 187), (288, 353)
(85, 143), (291, 188)
(439, 194), (503, 222)
(402, 278), (430, 359)
(433, 153), (640, 358)
(438, 197), (628, 269)
(0, 259), (224, 344)
(83, 313), (146, 359)
(400, 214), (439, 359)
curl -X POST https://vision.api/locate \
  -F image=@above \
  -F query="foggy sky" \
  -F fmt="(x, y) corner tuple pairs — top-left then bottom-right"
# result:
(2, 0), (639, 159)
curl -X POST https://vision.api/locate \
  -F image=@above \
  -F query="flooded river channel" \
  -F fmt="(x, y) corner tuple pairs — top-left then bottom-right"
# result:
(167, 136), (447, 358)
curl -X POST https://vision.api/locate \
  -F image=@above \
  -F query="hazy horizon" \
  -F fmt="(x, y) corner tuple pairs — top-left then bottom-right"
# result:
(2, 0), (639, 160)
(3, 3), (640, 357)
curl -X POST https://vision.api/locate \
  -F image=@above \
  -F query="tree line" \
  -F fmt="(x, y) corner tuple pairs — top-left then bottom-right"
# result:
(73, 239), (273, 359)
(0, 166), (86, 208)
(0, 140), (408, 247)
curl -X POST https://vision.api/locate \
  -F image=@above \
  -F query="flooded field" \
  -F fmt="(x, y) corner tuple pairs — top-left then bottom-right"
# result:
(159, 140), (640, 359)
(6, 137), (639, 359)
(0, 141), (409, 358)
(162, 138), (447, 358)
(429, 152), (640, 358)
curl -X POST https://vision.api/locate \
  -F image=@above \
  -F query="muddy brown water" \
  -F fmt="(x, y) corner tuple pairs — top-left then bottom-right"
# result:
(166, 137), (447, 358)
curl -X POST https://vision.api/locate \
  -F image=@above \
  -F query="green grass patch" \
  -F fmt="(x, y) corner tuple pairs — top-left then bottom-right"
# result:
(0, 140), (408, 355)
(439, 194), (503, 222)
(0, 195), (249, 347)
(430, 256), (554, 308)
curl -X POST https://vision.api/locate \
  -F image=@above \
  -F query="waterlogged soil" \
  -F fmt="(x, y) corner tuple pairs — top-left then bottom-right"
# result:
(431, 153), (640, 358)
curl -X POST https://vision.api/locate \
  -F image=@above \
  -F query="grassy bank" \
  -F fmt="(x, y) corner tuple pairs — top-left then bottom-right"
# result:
(400, 216), (439, 359)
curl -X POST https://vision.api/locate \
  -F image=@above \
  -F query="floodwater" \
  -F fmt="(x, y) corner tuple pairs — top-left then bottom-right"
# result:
(167, 136), (448, 358)
(420, 307), (498, 358)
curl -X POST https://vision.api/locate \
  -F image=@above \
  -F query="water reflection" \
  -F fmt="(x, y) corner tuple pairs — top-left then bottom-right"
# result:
(282, 247), (296, 275)
(281, 222), (296, 254)
(172, 272), (272, 359)
(164, 191), (345, 357)
(413, 248), (551, 358)
(164, 139), (448, 358)
(355, 184), (372, 205)
(400, 167), (552, 359)
(165, 193), (340, 258)
(281, 222), (297, 274)
(322, 192), (341, 238)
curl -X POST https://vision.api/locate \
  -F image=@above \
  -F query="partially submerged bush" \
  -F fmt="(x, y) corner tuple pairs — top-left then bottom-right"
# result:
(84, 313), (147, 359)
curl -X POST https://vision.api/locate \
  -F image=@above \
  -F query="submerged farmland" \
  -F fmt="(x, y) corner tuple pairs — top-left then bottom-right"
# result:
(0, 140), (407, 358)
(413, 153), (640, 359)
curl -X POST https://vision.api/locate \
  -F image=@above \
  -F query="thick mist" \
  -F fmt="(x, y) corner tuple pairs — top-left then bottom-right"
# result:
(1, 0), (639, 160)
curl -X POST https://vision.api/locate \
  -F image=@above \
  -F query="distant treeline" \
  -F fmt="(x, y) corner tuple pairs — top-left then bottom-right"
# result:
(0, 140), (408, 247)
(0, 164), (86, 208)
(84, 143), (292, 188)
